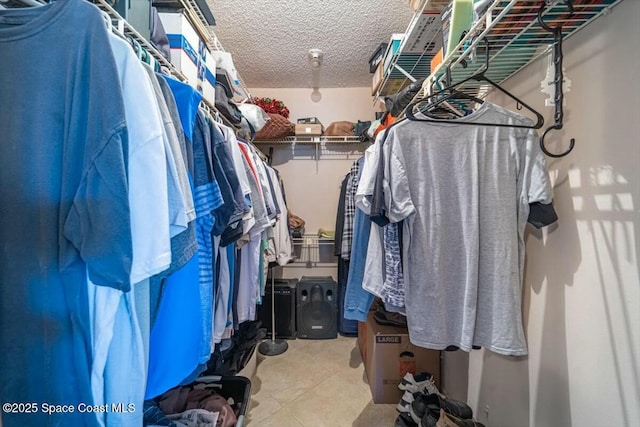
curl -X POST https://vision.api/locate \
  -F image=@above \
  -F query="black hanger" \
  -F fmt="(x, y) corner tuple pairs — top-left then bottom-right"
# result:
(405, 39), (544, 130)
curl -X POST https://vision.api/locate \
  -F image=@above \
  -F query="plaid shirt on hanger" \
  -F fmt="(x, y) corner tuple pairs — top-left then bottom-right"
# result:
(382, 221), (405, 309)
(341, 159), (362, 260)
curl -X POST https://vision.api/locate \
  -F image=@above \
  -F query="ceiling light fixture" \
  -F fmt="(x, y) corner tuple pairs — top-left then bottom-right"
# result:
(310, 88), (322, 103)
(308, 48), (323, 69)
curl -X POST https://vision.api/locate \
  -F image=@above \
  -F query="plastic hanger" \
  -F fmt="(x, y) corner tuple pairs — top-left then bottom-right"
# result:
(100, 10), (112, 31)
(428, 78), (468, 118)
(0, 0), (36, 6)
(406, 39), (544, 130)
(19, 0), (46, 7)
(126, 37), (144, 61)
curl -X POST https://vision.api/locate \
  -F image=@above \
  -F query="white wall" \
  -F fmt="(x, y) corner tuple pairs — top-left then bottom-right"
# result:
(250, 87), (377, 279)
(462, 2), (640, 426)
(249, 87), (380, 125)
(251, 9), (640, 425)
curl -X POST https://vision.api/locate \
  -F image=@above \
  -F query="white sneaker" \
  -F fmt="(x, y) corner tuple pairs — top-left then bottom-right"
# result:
(398, 372), (443, 397)
(398, 372), (423, 391)
(396, 390), (415, 413)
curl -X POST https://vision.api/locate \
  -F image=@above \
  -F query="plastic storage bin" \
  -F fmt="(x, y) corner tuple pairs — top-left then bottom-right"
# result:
(195, 375), (252, 427)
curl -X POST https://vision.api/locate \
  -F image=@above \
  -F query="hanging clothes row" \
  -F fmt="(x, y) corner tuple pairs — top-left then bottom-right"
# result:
(333, 162), (363, 337)
(0, 1), (292, 427)
(342, 99), (559, 358)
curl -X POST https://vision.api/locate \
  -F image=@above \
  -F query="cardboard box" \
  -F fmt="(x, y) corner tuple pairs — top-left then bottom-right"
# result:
(371, 60), (385, 96)
(409, 0), (452, 12)
(431, 47), (444, 74)
(359, 311), (440, 404)
(382, 33), (404, 76)
(160, 12), (216, 102)
(402, 9), (443, 55)
(295, 124), (323, 136)
(369, 42), (388, 73)
(297, 117), (323, 126)
(379, 79), (411, 97)
(358, 319), (368, 360)
(408, 0), (422, 12)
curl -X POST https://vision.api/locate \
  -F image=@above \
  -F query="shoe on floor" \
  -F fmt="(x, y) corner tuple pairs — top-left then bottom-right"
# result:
(396, 390), (415, 413)
(395, 412), (419, 427)
(399, 372), (431, 390)
(409, 393), (431, 424)
(410, 394), (473, 424)
(436, 409), (486, 427)
(420, 410), (440, 427)
(399, 372), (443, 397)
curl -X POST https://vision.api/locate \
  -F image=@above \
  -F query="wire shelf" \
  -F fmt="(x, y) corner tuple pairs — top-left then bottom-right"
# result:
(95, 0), (185, 80)
(181, 0), (253, 99)
(431, 0), (622, 98)
(253, 136), (365, 145)
(94, 0), (243, 130)
(291, 235), (338, 267)
(376, 0), (623, 99)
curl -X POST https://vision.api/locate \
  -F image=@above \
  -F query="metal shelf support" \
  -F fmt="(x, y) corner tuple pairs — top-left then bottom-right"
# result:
(537, 0), (576, 158)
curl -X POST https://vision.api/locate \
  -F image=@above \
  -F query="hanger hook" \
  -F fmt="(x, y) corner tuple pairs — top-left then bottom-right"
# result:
(540, 125), (575, 158)
(538, 0), (574, 33)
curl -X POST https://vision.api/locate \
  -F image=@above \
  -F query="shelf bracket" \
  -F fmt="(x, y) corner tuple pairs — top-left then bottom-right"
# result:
(538, 0), (575, 158)
(392, 63), (417, 83)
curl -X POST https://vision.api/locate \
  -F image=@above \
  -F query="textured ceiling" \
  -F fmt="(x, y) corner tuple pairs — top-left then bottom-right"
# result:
(207, 0), (414, 88)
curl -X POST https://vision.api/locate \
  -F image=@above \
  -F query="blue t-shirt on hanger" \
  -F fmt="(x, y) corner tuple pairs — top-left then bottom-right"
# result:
(146, 78), (204, 399)
(0, 1), (132, 425)
(160, 74), (203, 144)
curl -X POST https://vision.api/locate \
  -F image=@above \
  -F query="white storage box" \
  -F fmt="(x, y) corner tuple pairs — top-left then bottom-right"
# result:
(403, 8), (442, 55)
(209, 51), (240, 91)
(203, 51), (217, 102)
(383, 33), (404, 74)
(159, 12), (216, 102)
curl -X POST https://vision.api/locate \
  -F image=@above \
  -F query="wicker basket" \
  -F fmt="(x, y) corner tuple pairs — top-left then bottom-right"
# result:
(254, 113), (295, 140)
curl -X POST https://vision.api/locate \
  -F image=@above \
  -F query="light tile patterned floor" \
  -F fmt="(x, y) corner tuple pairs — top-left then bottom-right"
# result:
(245, 336), (399, 427)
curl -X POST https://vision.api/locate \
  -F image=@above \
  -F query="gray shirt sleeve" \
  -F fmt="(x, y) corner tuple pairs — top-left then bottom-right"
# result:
(519, 128), (557, 228)
(385, 135), (416, 224)
(521, 128), (554, 205)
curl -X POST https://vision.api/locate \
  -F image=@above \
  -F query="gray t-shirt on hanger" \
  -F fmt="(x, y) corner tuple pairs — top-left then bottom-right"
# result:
(384, 101), (553, 356)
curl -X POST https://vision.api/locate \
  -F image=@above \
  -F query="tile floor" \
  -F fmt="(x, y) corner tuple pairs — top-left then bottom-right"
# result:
(245, 335), (399, 426)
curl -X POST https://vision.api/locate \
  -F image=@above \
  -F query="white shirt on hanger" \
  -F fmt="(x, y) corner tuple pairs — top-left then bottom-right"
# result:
(89, 33), (173, 427)
(142, 63), (195, 228)
(107, 35), (172, 282)
(355, 136), (386, 298)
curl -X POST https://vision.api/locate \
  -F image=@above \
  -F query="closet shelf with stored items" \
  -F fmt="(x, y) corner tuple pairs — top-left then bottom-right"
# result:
(253, 136), (365, 145)
(93, 0), (244, 131)
(181, 0), (253, 100)
(95, 0), (255, 132)
(152, 0), (253, 100)
(375, 0), (623, 100)
(253, 136), (367, 165)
